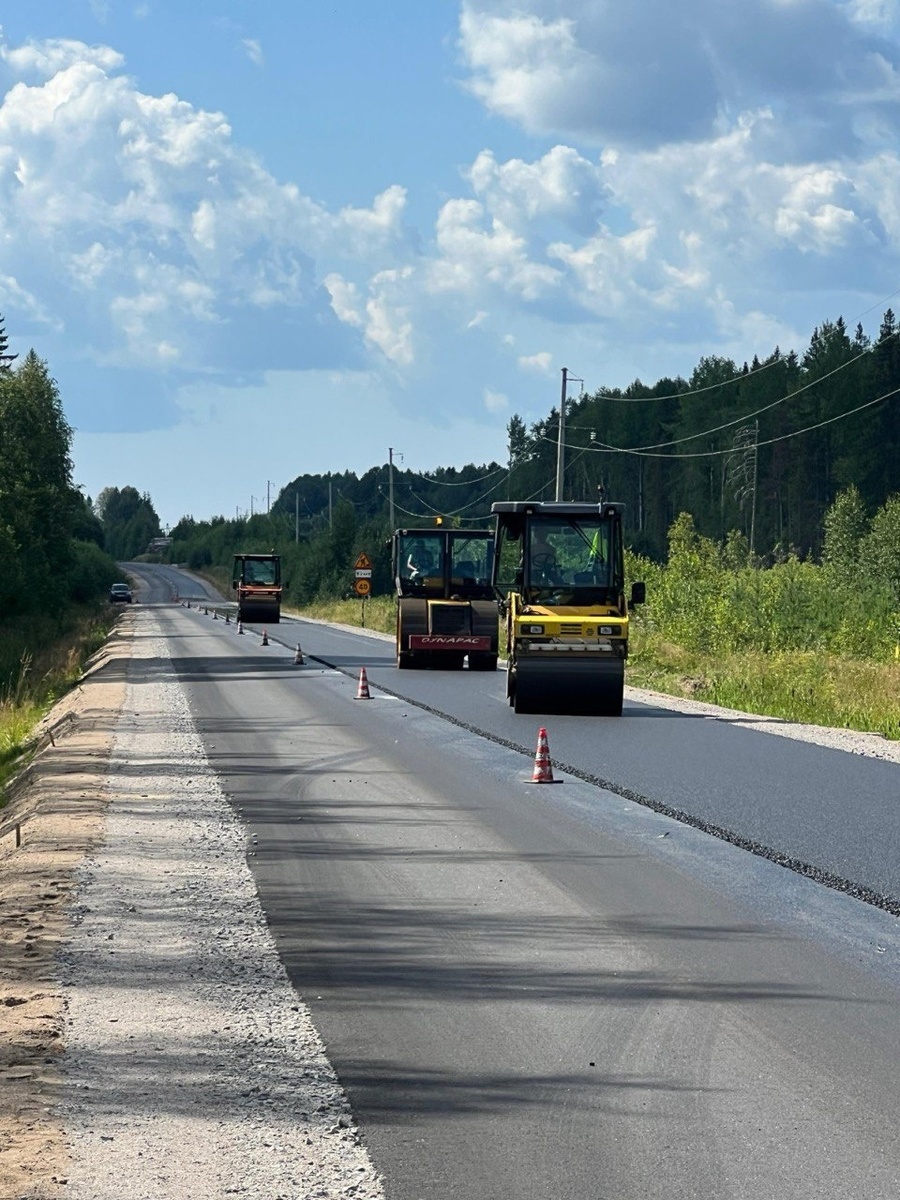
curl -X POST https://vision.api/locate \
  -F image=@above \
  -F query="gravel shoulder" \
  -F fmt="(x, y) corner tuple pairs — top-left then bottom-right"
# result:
(1, 611), (383, 1200)
(0, 628), (124, 1199)
(1, 608), (897, 1198)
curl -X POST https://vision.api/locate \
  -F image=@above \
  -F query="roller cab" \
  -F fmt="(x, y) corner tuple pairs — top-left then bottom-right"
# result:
(232, 553), (282, 623)
(491, 501), (645, 715)
(393, 528), (499, 671)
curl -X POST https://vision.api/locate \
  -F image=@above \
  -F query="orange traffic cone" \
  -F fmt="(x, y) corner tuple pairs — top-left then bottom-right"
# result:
(529, 726), (556, 783)
(295, 643), (304, 665)
(213, 609), (218, 620)
(262, 629), (269, 646)
(355, 667), (371, 699)
(237, 620), (244, 635)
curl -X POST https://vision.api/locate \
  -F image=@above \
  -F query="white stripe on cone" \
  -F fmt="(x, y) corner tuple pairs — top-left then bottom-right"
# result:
(530, 726), (555, 783)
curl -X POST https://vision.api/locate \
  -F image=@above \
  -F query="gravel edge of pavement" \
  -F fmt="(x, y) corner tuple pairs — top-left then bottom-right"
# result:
(1, 611), (385, 1200)
(58, 614), (386, 1200)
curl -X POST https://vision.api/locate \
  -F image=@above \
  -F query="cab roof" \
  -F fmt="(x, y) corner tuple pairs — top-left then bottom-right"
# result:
(491, 501), (624, 517)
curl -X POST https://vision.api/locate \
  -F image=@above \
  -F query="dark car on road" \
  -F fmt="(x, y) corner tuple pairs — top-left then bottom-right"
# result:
(109, 583), (133, 603)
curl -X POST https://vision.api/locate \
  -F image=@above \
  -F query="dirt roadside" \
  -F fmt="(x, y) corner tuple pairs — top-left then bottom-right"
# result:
(0, 618), (131, 1200)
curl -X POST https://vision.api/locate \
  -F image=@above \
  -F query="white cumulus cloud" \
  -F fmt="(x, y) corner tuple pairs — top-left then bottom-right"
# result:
(0, 35), (418, 386)
(518, 351), (552, 373)
(0, 36), (124, 79)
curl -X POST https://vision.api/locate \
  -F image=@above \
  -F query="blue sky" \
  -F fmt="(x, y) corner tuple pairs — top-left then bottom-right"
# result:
(2, 1), (900, 528)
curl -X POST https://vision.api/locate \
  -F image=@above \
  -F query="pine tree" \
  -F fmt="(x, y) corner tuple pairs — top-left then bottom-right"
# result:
(0, 313), (18, 370)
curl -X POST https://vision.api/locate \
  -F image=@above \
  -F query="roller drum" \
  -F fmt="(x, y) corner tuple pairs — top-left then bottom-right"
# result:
(512, 655), (624, 716)
(238, 599), (281, 624)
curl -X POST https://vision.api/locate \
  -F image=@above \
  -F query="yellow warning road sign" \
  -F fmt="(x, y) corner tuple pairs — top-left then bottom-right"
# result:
(354, 552), (372, 570)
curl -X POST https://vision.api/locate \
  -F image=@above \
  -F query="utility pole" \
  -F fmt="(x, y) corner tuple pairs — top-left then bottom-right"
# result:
(267, 480), (275, 514)
(388, 448), (396, 531)
(749, 419), (759, 557)
(555, 368), (568, 501)
(554, 369), (582, 501)
(728, 420), (759, 556)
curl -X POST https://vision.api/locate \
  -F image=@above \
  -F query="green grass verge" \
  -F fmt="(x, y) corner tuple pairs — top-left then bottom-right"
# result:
(0, 604), (119, 800)
(628, 624), (900, 741)
(288, 595), (395, 634)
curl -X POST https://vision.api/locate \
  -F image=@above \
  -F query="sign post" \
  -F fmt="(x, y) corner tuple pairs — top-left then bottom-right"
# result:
(353, 553), (372, 626)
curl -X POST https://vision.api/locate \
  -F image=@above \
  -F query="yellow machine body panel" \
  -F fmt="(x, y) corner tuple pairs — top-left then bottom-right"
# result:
(492, 501), (644, 716)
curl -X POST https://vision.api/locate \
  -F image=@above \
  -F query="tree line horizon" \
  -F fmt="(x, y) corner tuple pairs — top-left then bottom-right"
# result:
(168, 305), (899, 564)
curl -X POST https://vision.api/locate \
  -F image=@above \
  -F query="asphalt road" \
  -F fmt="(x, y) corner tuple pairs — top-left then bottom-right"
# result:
(125, 564), (900, 1198)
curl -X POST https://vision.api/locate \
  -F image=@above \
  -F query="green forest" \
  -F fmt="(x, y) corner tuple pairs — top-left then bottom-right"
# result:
(0, 334), (109, 623)
(0, 316), (159, 721)
(164, 307), (900, 605)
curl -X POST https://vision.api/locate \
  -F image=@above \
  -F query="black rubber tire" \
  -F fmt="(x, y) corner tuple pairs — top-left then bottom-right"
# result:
(513, 668), (540, 714)
(398, 651), (414, 669)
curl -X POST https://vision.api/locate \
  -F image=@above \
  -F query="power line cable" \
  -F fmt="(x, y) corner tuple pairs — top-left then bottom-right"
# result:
(405, 465), (506, 487)
(584, 384), (900, 459)
(546, 337), (889, 453)
(556, 345), (883, 451)
(406, 470), (512, 518)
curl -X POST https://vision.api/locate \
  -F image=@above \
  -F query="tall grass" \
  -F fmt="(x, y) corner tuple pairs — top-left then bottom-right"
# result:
(627, 627), (900, 740)
(626, 512), (900, 739)
(0, 605), (117, 797)
(288, 594), (395, 635)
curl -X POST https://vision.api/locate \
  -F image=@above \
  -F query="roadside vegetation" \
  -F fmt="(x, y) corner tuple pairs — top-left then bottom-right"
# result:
(625, 494), (900, 739)
(0, 606), (120, 792)
(0, 316), (129, 800)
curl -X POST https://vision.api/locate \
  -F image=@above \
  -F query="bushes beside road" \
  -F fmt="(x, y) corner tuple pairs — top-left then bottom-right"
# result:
(626, 494), (900, 739)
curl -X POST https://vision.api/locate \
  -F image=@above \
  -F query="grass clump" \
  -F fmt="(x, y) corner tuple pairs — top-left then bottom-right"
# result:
(628, 618), (900, 741)
(0, 605), (118, 798)
(289, 595), (395, 635)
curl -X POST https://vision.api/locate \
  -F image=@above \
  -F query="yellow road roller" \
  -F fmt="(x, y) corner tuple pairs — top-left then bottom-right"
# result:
(491, 501), (645, 715)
